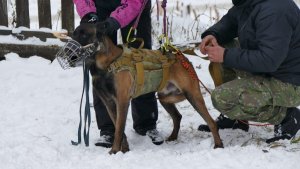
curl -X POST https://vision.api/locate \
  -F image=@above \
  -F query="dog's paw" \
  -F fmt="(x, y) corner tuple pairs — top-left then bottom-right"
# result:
(121, 146), (130, 153)
(213, 143), (224, 149)
(109, 148), (120, 154)
(166, 133), (178, 142)
(121, 144), (130, 153)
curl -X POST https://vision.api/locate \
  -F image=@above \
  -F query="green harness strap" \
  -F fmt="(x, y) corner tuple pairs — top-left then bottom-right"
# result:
(157, 54), (171, 91)
(132, 53), (145, 97)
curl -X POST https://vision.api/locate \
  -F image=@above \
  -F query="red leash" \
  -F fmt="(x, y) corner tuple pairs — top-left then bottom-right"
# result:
(176, 51), (212, 95)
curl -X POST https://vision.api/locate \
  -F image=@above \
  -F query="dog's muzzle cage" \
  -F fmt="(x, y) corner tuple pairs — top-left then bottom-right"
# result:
(56, 39), (97, 69)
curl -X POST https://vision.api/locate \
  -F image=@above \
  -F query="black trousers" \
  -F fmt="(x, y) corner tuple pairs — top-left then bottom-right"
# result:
(92, 0), (158, 135)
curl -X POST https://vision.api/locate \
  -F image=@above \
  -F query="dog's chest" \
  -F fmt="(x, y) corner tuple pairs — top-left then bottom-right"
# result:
(92, 72), (116, 98)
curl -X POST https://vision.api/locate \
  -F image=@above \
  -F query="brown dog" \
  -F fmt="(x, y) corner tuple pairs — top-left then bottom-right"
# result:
(73, 24), (223, 154)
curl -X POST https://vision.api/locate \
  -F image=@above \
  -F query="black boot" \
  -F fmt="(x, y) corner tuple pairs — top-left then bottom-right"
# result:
(136, 128), (164, 145)
(146, 129), (164, 145)
(95, 132), (114, 148)
(266, 107), (300, 143)
(198, 114), (249, 132)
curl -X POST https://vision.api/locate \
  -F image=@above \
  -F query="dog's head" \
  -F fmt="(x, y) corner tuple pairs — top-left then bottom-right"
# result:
(56, 23), (99, 69)
(72, 23), (118, 70)
(72, 23), (98, 46)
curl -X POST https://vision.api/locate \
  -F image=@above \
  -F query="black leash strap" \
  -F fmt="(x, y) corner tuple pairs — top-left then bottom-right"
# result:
(71, 62), (91, 146)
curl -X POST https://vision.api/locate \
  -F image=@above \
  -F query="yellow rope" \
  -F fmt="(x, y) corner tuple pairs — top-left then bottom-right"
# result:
(158, 34), (180, 53)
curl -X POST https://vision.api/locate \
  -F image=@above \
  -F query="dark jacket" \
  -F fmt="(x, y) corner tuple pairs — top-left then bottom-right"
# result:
(202, 0), (300, 86)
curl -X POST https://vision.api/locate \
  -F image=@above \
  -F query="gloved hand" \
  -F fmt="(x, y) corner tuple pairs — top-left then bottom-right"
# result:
(96, 17), (120, 36)
(81, 12), (99, 24)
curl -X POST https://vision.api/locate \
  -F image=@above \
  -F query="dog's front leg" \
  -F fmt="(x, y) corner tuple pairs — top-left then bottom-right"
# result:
(109, 100), (130, 154)
(109, 72), (132, 154)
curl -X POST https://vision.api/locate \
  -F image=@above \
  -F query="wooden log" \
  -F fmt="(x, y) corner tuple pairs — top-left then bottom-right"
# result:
(0, 43), (62, 61)
(0, 29), (69, 42)
(0, 0), (8, 26)
(38, 0), (52, 28)
(16, 0), (30, 28)
(61, 0), (74, 35)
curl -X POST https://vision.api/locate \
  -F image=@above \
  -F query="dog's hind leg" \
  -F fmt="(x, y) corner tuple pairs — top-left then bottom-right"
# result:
(159, 101), (182, 141)
(183, 86), (223, 148)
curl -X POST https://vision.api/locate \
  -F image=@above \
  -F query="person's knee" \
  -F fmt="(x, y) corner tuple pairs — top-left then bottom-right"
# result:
(211, 87), (229, 112)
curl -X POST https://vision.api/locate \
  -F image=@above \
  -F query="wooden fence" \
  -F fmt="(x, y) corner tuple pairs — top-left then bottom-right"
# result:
(0, 0), (299, 61)
(0, 0), (74, 61)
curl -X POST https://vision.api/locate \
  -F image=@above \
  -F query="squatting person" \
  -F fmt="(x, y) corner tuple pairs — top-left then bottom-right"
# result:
(198, 0), (300, 142)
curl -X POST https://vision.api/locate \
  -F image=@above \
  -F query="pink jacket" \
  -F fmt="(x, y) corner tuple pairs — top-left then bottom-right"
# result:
(73, 0), (144, 28)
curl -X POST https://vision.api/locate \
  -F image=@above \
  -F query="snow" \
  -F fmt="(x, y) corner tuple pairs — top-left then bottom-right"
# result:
(1, 52), (300, 169)
(1, 0), (300, 169)
(0, 34), (65, 46)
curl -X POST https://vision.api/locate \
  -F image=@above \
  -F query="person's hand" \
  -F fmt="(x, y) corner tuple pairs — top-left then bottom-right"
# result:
(81, 12), (99, 24)
(199, 35), (218, 55)
(205, 44), (226, 63)
(96, 17), (120, 36)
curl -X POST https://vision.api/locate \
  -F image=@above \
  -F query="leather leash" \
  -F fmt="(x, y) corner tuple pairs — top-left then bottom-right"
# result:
(71, 62), (92, 146)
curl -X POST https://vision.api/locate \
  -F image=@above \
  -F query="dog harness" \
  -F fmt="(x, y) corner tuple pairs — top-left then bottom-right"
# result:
(108, 46), (176, 98)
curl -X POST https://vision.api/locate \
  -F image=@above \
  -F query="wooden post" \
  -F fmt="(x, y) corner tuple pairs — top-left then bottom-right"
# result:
(16, 0), (30, 28)
(38, 0), (52, 28)
(0, 0), (8, 26)
(61, 0), (74, 35)
(187, 5), (191, 15)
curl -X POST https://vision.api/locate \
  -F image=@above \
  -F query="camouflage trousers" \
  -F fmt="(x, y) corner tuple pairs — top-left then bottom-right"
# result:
(211, 70), (300, 125)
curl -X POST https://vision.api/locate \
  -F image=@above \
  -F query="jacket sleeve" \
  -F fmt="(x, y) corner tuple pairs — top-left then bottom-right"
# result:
(223, 7), (294, 73)
(110, 0), (144, 28)
(73, 0), (96, 18)
(201, 7), (238, 44)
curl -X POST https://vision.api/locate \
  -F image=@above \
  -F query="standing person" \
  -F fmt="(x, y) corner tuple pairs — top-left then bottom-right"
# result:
(198, 0), (300, 142)
(73, 0), (164, 147)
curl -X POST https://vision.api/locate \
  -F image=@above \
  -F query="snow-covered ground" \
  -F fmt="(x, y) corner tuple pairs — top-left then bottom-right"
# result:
(1, 0), (300, 169)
